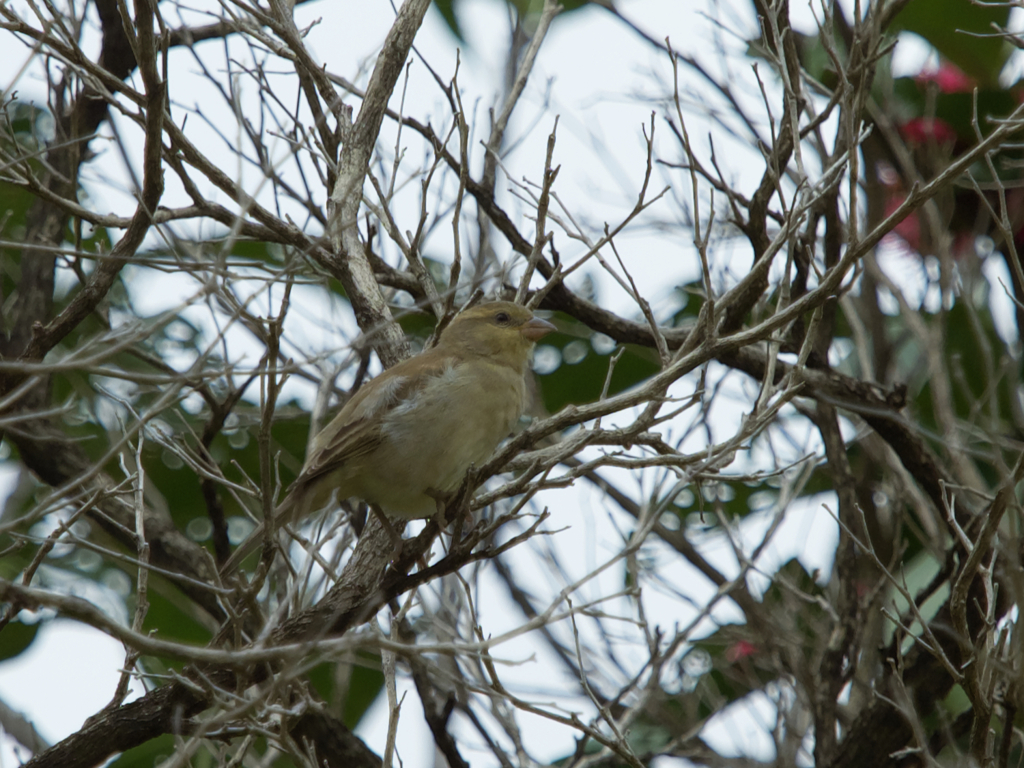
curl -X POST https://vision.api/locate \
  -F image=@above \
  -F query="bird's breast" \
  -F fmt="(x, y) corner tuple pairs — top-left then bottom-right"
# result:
(356, 360), (526, 517)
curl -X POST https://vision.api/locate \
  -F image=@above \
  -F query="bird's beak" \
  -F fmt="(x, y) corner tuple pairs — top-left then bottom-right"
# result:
(521, 316), (557, 341)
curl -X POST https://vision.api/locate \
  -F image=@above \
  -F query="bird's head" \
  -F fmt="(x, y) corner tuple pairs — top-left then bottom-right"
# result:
(439, 301), (556, 368)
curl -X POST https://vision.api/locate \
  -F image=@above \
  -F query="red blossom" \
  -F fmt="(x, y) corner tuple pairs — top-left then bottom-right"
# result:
(899, 116), (957, 146)
(883, 189), (922, 252)
(725, 640), (759, 663)
(915, 61), (975, 94)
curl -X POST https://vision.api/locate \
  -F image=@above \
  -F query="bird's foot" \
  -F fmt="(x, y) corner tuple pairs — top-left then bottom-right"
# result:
(370, 505), (406, 561)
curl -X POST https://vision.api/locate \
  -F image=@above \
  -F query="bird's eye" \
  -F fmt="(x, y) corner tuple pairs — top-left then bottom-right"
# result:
(495, 312), (511, 324)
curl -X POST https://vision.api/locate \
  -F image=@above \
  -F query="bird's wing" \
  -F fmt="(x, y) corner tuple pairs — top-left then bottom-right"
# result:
(297, 350), (460, 485)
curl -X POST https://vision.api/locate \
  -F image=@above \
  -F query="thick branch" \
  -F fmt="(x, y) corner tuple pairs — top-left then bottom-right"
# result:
(327, 0), (432, 367)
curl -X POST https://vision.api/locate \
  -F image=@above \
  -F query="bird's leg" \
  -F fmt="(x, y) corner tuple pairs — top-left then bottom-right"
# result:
(427, 492), (464, 551)
(419, 490), (451, 551)
(446, 468), (478, 546)
(428, 488), (475, 552)
(428, 491), (448, 528)
(370, 504), (405, 560)
(450, 503), (465, 548)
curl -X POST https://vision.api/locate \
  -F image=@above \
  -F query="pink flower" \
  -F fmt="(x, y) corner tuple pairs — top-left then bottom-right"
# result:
(899, 117), (957, 146)
(879, 164), (921, 253)
(725, 640), (758, 663)
(916, 61), (975, 94)
(884, 191), (922, 252)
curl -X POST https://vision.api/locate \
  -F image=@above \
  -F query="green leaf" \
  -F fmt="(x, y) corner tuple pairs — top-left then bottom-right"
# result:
(891, 0), (1011, 86)
(882, 551), (945, 647)
(432, 0), (606, 45)
(106, 734), (177, 768)
(686, 560), (827, 711)
(395, 307), (440, 340)
(229, 238), (283, 264)
(910, 289), (1014, 484)
(433, 0), (463, 41)
(761, 559), (828, 660)
(0, 180), (38, 304)
(510, 0), (593, 12)
(670, 468), (832, 528)
(549, 715), (669, 765)
(692, 622), (775, 706)
(0, 618), (40, 662)
(892, 77), (1017, 142)
(534, 314), (660, 413)
(341, 657), (385, 728)
(141, 578), (213, 650)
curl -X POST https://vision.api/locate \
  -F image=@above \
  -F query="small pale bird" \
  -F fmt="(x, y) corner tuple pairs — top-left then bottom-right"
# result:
(220, 301), (556, 574)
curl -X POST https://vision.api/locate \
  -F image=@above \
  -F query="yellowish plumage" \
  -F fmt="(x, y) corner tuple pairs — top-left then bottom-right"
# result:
(221, 301), (554, 573)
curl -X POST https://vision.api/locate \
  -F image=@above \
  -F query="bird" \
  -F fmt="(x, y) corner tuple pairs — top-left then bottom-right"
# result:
(220, 301), (556, 575)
